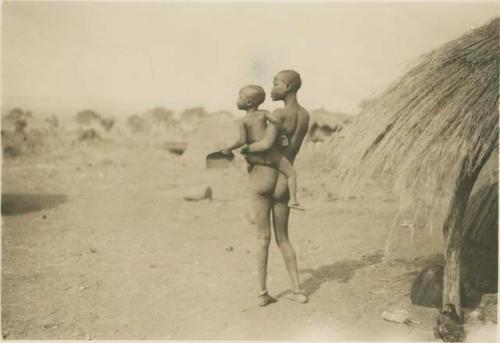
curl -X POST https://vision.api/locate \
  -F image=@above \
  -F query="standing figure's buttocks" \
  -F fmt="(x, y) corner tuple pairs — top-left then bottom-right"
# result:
(248, 164), (286, 198)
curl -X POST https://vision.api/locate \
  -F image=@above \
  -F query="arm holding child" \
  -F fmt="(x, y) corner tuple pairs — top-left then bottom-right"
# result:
(241, 109), (282, 154)
(241, 121), (279, 154)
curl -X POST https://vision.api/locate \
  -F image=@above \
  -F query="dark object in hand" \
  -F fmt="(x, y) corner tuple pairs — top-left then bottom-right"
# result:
(434, 304), (465, 342)
(206, 151), (234, 169)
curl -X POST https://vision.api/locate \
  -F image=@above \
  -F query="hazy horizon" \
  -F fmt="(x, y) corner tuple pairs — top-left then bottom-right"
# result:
(2, 1), (498, 117)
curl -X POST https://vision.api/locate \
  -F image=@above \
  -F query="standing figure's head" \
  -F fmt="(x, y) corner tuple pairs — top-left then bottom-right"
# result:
(237, 85), (266, 110)
(271, 70), (302, 101)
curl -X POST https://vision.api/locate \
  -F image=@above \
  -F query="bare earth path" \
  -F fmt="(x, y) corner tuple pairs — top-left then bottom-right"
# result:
(1, 142), (495, 341)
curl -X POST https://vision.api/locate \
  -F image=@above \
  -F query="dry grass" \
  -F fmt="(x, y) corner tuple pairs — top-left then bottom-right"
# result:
(324, 18), (499, 230)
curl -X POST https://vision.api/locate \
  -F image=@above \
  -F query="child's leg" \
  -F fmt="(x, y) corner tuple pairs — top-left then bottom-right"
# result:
(277, 157), (299, 205)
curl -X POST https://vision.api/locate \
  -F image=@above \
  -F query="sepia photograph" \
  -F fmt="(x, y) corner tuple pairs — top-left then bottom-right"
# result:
(1, 1), (498, 341)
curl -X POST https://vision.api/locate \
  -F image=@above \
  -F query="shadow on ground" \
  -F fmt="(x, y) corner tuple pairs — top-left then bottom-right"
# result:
(1, 193), (67, 216)
(275, 250), (385, 299)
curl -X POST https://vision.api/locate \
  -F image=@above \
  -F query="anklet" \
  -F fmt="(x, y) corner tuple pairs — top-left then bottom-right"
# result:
(258, 289), (268, 297)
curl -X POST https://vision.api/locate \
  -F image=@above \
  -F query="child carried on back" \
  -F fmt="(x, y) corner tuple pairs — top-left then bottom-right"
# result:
(221, 85), (304, 211)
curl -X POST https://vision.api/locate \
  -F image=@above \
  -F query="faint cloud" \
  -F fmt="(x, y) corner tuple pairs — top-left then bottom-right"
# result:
(250, 60), (269, 83)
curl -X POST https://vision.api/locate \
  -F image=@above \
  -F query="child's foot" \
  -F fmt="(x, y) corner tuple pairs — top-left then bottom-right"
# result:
(288, 202), (305, 211)
(286, 289), (308, 304)
(258, 290), (277, 307)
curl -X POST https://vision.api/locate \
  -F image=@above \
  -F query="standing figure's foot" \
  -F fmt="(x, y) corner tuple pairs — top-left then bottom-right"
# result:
(288, 202), (305, 211)
(286, 289), (308, 304)
(258, 290), (277, 307)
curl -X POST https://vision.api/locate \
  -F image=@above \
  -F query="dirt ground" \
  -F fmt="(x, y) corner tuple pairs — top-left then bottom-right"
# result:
(1, 132), (497, 341)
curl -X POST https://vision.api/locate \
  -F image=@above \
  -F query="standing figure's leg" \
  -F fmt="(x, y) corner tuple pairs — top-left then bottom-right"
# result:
(272, 176), (308, 303)
(249, 169), (278, 306)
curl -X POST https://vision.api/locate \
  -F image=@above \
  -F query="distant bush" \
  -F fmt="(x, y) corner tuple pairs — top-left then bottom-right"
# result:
(2, 130), (24, 158)
(5, 108), (32, 121)
(3, 108), (32, 134)
(75, 110), (114, 133)
(1, 108), (48, 158)
(100, 117), (115, 131)
(151, 107), (174, 124)
(181, 107), (207, 122)
(75, 110), (102, 125)
(78, 128), (101, 141)
(45, 115), (59, 130)
(127, 114), (151, 134)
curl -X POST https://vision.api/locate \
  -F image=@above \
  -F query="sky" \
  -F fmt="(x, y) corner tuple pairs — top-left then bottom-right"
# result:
(1, 1), (498, 116)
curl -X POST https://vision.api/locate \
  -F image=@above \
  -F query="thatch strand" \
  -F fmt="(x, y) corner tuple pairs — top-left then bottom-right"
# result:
(325, 18), (499, 230)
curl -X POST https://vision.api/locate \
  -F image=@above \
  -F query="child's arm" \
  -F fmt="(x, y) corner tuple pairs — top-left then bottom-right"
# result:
(221, 120), (247, 154)
(264, 111), (283, 131)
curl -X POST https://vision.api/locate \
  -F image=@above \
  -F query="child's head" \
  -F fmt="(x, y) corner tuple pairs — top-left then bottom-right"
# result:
(237, 85), (265, 110)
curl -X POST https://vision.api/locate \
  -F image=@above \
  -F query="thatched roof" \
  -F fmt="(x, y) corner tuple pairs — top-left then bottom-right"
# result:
(326, 18), (499, 226)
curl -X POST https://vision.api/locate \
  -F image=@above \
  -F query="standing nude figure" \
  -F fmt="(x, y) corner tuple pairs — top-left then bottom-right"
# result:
(243, 70), (310, 306)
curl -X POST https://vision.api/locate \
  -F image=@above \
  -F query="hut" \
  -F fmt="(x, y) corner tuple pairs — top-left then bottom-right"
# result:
(326, 18), (498, 317)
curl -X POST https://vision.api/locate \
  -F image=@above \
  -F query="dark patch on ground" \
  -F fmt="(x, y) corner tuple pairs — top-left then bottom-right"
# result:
(276, 250), (385, 298)
(1, 193), (66, 216)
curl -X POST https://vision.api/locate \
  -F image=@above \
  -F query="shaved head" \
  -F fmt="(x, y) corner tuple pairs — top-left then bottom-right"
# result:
(240, 85), (266, 106)
(276, 70), (302, 92)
